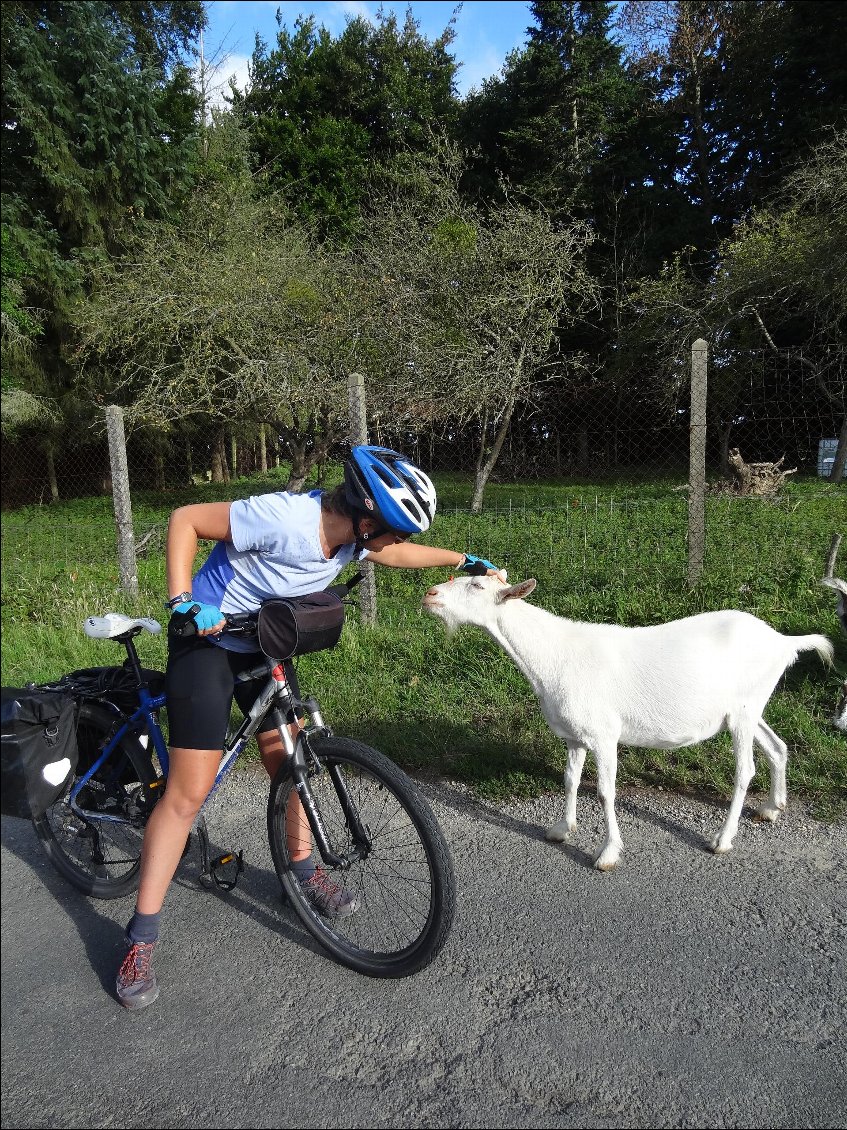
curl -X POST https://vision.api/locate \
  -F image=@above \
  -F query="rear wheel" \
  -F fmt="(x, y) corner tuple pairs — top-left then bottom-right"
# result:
(32, 700), (161, 899)
(268, 736), (456, 978)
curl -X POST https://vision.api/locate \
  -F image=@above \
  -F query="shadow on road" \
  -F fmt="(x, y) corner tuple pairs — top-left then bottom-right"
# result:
(0, 815), (331, 995)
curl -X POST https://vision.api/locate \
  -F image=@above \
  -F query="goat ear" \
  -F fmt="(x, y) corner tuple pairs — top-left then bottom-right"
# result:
(497, 578), (537, 603)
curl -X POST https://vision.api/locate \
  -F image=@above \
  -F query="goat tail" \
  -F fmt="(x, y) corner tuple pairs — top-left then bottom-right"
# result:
(789, 633), (835, 667)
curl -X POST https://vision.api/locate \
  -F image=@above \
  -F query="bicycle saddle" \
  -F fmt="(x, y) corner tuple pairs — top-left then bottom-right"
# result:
(84, 612), (162, 639)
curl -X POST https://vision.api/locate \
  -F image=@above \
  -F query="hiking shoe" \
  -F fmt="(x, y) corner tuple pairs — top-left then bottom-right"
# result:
(116, 939), (159, 1010)
(301, 868), (360, 919)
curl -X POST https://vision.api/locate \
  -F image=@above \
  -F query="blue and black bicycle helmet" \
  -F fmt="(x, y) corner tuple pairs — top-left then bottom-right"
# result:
(344, 445), (437, 535)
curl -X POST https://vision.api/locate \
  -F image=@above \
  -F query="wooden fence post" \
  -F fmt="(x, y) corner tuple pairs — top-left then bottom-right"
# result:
(347, 372), (377, 624)
(688, 339), (708, 586)
(105, 405), (138, 598)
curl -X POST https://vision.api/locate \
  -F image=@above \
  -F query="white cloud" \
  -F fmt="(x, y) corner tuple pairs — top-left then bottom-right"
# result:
(196, 52), (252, 110)
(330, 1), (375, 21)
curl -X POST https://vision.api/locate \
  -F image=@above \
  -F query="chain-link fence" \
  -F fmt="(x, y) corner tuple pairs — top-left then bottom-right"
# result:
(2, 346), (844, 610)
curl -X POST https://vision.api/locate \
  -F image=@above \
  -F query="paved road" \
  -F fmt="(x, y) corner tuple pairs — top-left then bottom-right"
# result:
(2, 767), (845, 1129)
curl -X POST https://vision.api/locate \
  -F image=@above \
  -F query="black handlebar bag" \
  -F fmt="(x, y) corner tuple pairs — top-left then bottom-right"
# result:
(256, 592), (346, 660)
(1, 688), (78, 819)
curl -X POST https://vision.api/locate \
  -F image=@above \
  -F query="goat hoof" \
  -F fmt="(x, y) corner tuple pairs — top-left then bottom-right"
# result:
(593, 850), (620, 871)
(709, 835), (733, 854)
(545, 822), (574, 843)
(754, 803), (782, 823)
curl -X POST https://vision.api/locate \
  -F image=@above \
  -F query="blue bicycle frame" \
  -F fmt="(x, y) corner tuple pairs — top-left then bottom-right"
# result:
(69, 684), (168, 825)
(68, 654), (298, 825)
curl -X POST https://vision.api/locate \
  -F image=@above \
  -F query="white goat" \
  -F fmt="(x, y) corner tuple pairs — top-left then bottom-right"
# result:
(424, 575), (834, 870)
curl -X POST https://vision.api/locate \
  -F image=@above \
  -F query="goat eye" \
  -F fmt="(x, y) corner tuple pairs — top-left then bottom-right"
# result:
(470, 581), (484, 590)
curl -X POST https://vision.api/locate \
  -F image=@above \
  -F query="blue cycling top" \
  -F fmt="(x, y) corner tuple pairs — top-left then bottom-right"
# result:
(192, 490), (362, 653)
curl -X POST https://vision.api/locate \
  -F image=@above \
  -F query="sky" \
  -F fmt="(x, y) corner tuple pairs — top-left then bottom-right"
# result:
(201, 1), (537, 103)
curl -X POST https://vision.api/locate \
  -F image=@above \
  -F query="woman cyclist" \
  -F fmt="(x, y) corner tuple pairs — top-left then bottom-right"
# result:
(116, 445), (500, 1009)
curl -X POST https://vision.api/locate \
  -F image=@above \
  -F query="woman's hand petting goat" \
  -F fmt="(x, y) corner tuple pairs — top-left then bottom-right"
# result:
(423, 574), (834, 871)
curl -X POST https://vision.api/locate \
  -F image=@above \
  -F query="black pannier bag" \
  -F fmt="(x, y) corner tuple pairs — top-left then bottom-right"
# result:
(256, 591), (346, 660)
(1, 688), (79, 819)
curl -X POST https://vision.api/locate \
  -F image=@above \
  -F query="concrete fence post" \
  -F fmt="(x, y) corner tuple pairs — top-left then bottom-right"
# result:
(688, 339), (708, 586)
(347, 372), (377, 624)
(105, 405), (138, 598)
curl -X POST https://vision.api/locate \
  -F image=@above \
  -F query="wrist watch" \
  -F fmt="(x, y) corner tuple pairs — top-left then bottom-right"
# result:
(165, 591), (192, 610)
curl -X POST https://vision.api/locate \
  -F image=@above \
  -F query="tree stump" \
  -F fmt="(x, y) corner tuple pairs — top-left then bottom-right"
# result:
(724, 448), (797, 496)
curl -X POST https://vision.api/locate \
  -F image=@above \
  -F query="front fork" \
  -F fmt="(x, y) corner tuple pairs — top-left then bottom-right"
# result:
(267, 664), (371, 870)
(288, 740), (373, 870)
(194, 663), (372, 884)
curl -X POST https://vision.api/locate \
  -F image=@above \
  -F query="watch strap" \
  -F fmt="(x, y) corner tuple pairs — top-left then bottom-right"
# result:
(165, 591), (193, 610)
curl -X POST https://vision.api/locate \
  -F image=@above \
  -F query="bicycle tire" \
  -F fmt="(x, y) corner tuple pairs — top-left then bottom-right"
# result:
(32, 699), (161, 899)
(267, 736), (456, 978)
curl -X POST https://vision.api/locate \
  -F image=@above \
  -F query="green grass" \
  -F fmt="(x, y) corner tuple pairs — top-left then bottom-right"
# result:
(2, 472), (845, 817)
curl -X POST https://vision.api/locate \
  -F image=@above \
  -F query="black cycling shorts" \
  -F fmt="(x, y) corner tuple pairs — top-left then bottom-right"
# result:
(165, 634), (301, 750)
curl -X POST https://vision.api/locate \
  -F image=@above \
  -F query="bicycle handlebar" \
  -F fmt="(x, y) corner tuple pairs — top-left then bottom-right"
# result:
(168, 572), (366, 639)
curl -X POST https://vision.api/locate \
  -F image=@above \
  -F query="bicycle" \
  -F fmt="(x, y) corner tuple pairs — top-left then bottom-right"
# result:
(30, 575), (456, 978)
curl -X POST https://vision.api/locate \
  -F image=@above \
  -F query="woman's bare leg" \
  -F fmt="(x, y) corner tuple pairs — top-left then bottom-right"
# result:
(134, 747), (220, 915)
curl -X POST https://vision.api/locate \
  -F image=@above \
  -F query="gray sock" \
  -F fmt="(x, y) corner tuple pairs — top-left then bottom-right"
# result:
(291, 858), (316, 881)
(126, 910), (160, 945)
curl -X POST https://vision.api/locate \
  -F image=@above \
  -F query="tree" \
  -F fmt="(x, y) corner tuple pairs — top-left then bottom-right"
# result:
(623, 130), (846, 475)
(2, 0), (203, 292)
(232, 8), (460, 238)
(354, 145), (597, 509)
(461, 1), (675, 469)
(619, 1), (847, 235)
(619, 1), (726, 223)
(1, 0), (204, 483)
(71, 117), (357, 487)
(720, 131), (847, 480)
(462, 2), (639, 212)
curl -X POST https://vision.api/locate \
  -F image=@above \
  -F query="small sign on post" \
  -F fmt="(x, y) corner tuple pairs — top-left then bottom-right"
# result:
(688, 339), (708, 586)
(347, 372), (377, 624)
(105, 405), (138, 598)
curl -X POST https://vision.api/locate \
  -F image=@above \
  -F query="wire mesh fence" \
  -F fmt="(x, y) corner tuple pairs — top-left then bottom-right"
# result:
(1, 347), (844, 612)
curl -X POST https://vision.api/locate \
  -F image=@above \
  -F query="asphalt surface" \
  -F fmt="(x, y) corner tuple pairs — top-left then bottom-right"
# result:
(2, 765), (845, 1130)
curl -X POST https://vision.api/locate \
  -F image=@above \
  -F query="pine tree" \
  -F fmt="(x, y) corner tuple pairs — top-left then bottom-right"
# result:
(462, 1), (638, 211)
(1, 1), (203, 396)
(233, 9), (460, 239)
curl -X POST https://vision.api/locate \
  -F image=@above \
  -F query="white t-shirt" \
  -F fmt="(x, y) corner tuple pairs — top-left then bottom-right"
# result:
(192, 490), (361, 652)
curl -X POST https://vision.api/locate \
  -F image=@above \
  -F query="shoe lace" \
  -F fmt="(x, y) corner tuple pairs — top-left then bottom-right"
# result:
(309, 868), (334, 893)
(119, 942), (153, 984)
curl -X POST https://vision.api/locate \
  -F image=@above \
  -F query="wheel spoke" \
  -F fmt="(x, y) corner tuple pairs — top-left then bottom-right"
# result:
(268, 736), (455, 977)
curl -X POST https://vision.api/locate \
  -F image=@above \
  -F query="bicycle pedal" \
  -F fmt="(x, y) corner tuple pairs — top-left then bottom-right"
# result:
(206, 850), (244, 892)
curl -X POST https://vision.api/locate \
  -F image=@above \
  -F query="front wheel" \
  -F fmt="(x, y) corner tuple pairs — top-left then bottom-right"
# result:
(32, 700), (161, 899)
(267, 736), (456, 978)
